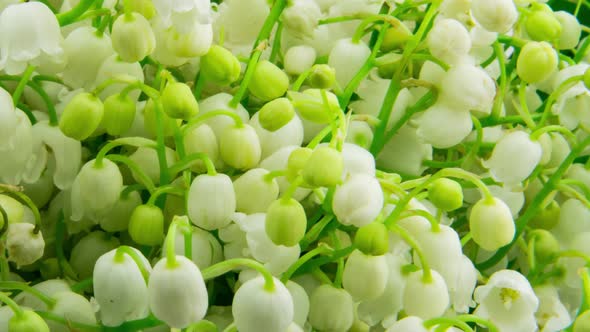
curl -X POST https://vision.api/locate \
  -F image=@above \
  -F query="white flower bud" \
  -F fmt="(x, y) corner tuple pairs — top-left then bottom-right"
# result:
(93, 248), (150, 326)
(403, 269), (450, 319)
(471, 0), (518, 33)
(555, 11), (582, 50)
(439, 64), (496, 115)
(309, 285), (354, 332)
(250, 112), (304, 159)
(328, 38), (371, 88)
(416, 101), (473, 149)
(47, 291), (98, 332)
(284, 45), (316, 75)
(148, 256), (208, 328)
(332, 173), (384, 227)
(281, 0), (322, 38)
(342, 250), (389, 301)
(0, 110), (33, 185)
(183, 124), (221, 172)
(428, 18), (471, 65)
(6, 223), (44, 268)
(198, 93), (250, 138)
(470, 197), (515, 251)
(129, 147), (178, 186)
(153, 0), (211, 33)
(111, 13), (156, 63)
(233, 168), (279, 214)
(385, 316), (429, 332)
(285, 281), (310, 328)
(232, 276), (294, 332)
(14, 279), (70, 311)
(187, 173), (236, 230)
(552, 198), (590, 246)
(482, 131), (542, 185)
(345, 120), (373, 149)
(341, 142), (376, 177)
(0, 87), (19, 148)
(474, 270), (539, 332)
(451, 255), (478, 313)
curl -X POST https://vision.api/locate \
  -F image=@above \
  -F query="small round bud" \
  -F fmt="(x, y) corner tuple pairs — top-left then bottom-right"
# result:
(517, 41), (558, 84)
(128, 204), (164, 246)
(286, 147), (313, 181)
(200, 45), (241, 86)
(9, 310), (49, 332)
(529, 229), (559, 264)
(143, 98), (181, 137)
(125, 0), (156, 19)
(6, 223), (44, 268)
(111, 12), (156, 62)
(529, 201), (560, 229)
(354, 222), (389, 256)
(574, 310), (590, 332)
(102, 93), (136, 136)
(0, 194), (24, 226)
(219, 124), (261, 170)
(248, 60), (289, 102)
(284, 45), (316, 75)
(258, 98), (295, 132)
(471, 0), (518, 33)
(265, 198), (307, 247)
(428, 178), (463, 212)
(309, 285), (354, 332)
(469, 197), (515, 251)
(307, 64), (336, 89)
(302, 146), (343, 187)
(59, 92), (104, 140)
(381, 23), (412, 52)
(160, 82), (199, 120)
(289, 89), (339, 124)
(525, 6), (562, 42)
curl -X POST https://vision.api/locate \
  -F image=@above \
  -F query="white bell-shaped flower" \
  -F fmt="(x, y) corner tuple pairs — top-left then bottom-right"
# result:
(128, 147), (177, 186)
(482, 130), (543, 185)
(6, 222), (44, 268)
(187, 173), (236, 230)
(555, 11), (582, 50)
(416, 101), (473, 149)
(328, 38), (371, 88)
(284, 45), (316, 75)
(198, 92), (250, 138)
(332, 173), (384, 227)
(308, 284), (355, 332)
(377, 124), (432, 177)
(232, 276), (294, 332)
(47, 291), (97, 332)
(473, 269), (539, 332)
(285, 281), (310, 328)
(250, 112), (304, 159)
(439, 64), (496, 115)
(183, 123), (221, 172)
(553, 198), (590, 246)
(93, 248), (151, 326)
(14, 279), (70, 310)
(403, 269), (450, 319)
(153, 0), (211, 34)
(341, 142), (376, 177)
(0, 110), (33, 185)
(451, 255), (478, 313)
(281, 0), (321, 38)
(0, 87), (19, 149)
(470, 0), (518, 33)
(213, 0), (269, 56)
(166, 225), (223, 269)
(148, 255), (208, 328)
(94, 54), (145, 101)
(111, 12), (156, 63)
(342, 249), (389, 301)
(0, 2), (65, 74)
(233, 168), (279, 214)
(385, 316), (429, 332)
(427, 18), (472, 65)
(534, 285), (571, 332)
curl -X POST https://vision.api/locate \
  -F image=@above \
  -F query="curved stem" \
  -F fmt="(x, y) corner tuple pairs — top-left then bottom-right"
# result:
(57, 0), (98, 26)
(400, 209), (440, 232)
(0, 281), (57, 308)
(201, 258), (275, 292)
(530, 125), (577, 144)
(423, 317), (474, 332)
(455, 315), (500, 332)
(281, 244), (333, 283)
(306, 125), (332, 149)
(300, 214), (334, 250)
(517, 80), (536, 129)
(36, 311), (103, 331)
(114, 246), (150, 282)
(538, 75), (584, 128)
(3, 191), (42, 234)
(490, 41), (507, 120)
(95, 137), (157, 167)
(168, 153), (217, 176)
(390, 224), (431, 282)
(12, 65), (36, 106)
(0, 292), (24, 317)
(147, 185), (185, 206)
(183, 109), (244, 134)
(106, 154), (157, 194)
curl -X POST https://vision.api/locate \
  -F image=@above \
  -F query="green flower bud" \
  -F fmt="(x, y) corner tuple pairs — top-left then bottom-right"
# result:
(529, 229), (559, 264)
(128, 204), (164, 246)
(309, 285), (354, 332)
(59, 92), (104, 140)
(219, 124), (261, 170)
(584, 67), (590, 90)
(200, 45), (241, 86)
(428, 178), (463, 212)
(102, 93), (136, 136)
(69, 231), (120, 280)
(126, 0), (156, 19)
(265, 197), (307, 247)
(381, 23), (412, 52)
(248, 60), (289, 102)
(286, 147), (313, 182)
(183, 124), (220, 173)
(525, 5), (562, 42)
(0, 194), (24, 226)
(143, 99), (181, 137)
(111, 12), (156, 63)
(529, 201), (560, 229)
(9, 310), (49, 332)
(574, 310), (590, 332)
(307, 64), (336, 90)
(258, 98), (295, 132)
(302, 146), (343, 187)
(354, 222), (389, 256)
(161, 82), (199, 120)
(288, 89), (339, 124)
(469, 197), (515, 251)
(516, 41), (557, 84)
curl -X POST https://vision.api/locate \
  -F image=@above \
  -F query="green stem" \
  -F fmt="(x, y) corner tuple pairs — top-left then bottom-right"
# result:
(0, 281), (57, 308)
(201, 258), (275, 292)
(300, 214), (334, 250)
(329, 231), (344, 288)
(152, 99), (171, 189)
(55, 211), (78, 280)
(530, 125), (577, 144)
(517, 80), (536, 129)
(36, 311), (103, 331)
(164, 217), (189, 269)
(423, 317), (474, 332)
(291, 68), (312, 92)
(490, 41), (507, 120)
(0, 292), (24, 317)
(306, 125), (332, 149)
(281, 244), (333, 283)
(390, 224), (432, 282)
(147, 185), (185, 206)
(57, 0), (97, 26)
(95, 137), (157, 167)
(12, 65), (36, 106)
(2, 191), (41, 233)
(382, 89), (437, 145)
(114, 246), (150, 282)
(193, 73), (206, 100)
(168, 153), (217, 176)
(538, 75), (584, 128)
(183, 109), (244, 133)
(455, 315), (500, 332)
(106, 154), (157, 194)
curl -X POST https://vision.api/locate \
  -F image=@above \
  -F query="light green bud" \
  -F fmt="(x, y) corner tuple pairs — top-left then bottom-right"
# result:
(143, 98), (181, 137)
(0, 194), (24, 226)
(469, 197), (515, 251)
(258, 98), (295, 132)
(126, 0), (156, 19)
(529, 229), (559, 264)
(288, 89), (339, 124)
(428, 178), (463, 212)
(287, 147), (313, 182)
(307, 64), (336, 89)
(248, 60), (289, 101)
(59, 92), (104, 140)
(381, 24), (412, 52)
(69, 231), (120, 280)
(354, 222), (389, 256)
(9, 310), (49, 332)
(574, 310), (590, 332)
(200, 45), (241, 86)
(183, 124), (220, 173)
(308, 285), (354, 332)
(516, 41), (557, 83)
(302, 146), (343, 188)
(265, 197), (307, 247)
(219, 124), (261, 170)
(161, 82), (199, 120)
(529, 201), (560, 229)
(102, 93), (136, 136)
(525, 5), (562, 42)
(111, 12), (156, 63)
(128, 204), (164, 246)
